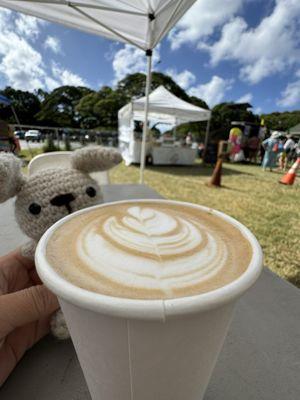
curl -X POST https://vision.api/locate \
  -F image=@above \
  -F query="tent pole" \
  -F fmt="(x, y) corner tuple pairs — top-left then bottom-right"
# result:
(173, 117), (177, 138)
(139, 49), (152, 184)
(203, 117), (211, 163)
(11, 105), (21, 127)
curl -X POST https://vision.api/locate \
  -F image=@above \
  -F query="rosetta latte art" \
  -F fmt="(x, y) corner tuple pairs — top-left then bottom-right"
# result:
(77, 206), (229, 296)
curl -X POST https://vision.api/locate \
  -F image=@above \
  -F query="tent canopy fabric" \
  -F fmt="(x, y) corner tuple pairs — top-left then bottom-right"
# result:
(290, 123), (300, 135)
(0, 0), (197, 50)
(119, 85), (211, 126)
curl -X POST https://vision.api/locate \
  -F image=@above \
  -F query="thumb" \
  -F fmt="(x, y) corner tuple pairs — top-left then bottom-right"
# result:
(0, 285), (59, 337)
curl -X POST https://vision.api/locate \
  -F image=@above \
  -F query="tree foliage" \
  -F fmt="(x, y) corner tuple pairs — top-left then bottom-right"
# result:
(176, 102), (260, 142)
(117, 71), (198, 103)
(93, 91), (127, 128)
(210, 102), (259, 140)
(76, 86), (113, 119)
(0, 87), (41, 124)
(76, 86), (127, 128)
(261, 111), (300, 131)
(188, 96), (209, 110)
(36, 85), (93, 127)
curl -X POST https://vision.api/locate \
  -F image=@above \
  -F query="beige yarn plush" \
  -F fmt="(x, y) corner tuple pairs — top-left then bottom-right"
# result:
(0, 146), (122, 339)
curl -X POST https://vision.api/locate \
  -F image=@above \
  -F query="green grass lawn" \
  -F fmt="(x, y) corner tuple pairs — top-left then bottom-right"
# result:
(110, 161), (300, 288)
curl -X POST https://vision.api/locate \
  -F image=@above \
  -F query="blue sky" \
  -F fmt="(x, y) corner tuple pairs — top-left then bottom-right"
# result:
(0, 0), (300, 114)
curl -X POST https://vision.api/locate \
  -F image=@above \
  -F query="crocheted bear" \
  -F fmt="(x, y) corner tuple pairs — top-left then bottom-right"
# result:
(0, 146), (122, 339)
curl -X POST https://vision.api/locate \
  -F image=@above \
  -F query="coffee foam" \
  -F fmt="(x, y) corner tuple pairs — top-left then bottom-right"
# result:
(46, 201), (252, 299)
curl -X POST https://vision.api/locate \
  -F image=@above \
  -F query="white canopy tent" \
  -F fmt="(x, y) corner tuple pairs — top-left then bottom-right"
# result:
(119, 85), (211, 166)
(119, 85), (211, 125)
(0, 0), (197, 182)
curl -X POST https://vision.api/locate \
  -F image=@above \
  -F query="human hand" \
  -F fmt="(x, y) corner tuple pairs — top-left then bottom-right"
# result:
(0, 249), (59, 386)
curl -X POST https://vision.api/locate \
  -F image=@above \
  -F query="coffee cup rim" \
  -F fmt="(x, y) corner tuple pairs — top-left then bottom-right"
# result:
(35, 199), (263, 320)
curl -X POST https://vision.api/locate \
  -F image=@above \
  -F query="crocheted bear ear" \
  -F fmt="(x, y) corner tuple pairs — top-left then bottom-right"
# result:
(71, 146), (122, 173)
(0, 153), (26, 203)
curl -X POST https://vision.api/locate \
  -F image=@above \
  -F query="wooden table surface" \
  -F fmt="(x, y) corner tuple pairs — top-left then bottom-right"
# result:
(1, 184), (299, 400)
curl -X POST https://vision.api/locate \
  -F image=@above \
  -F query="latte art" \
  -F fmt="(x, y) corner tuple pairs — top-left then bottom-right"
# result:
(47, 201), (252, 299)
(78, 206), (228, 295)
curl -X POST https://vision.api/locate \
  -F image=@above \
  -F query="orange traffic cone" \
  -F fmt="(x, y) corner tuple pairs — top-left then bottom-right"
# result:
(279, 158), (300, 185)
(207, 158), (223, 187)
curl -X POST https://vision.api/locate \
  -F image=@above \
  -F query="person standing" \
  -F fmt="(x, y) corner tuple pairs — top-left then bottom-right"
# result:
(0, 120), (16, 153)
(248, 135), (260, 164)
(283, 134), (296, 170)
(185, 132), (193, 146)
(261, 131), (281, 171)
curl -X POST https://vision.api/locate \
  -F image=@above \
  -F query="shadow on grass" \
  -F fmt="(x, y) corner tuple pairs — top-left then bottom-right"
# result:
(286, 273), (300, 289)
(131, 163), (252, 177)
(202, 183), (240, 192)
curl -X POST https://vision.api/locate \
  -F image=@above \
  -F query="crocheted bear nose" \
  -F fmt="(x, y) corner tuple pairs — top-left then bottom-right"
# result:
(50, 193), (75, 214)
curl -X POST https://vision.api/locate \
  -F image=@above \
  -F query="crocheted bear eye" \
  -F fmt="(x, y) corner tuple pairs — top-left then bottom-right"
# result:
(28, 202), (42, 215)
(86, 186), (96, 198)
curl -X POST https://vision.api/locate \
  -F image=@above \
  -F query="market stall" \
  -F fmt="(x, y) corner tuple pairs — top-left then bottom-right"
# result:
(118, 85), (211, 165)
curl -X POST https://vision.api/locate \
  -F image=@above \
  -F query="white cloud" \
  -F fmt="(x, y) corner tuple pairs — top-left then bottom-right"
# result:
(44, 76), (61, 92)
(0, 8), (11, 20)
(51, 63), (87, 87)
(236, 93), (253, 103)
(165, 68), (195, 90)
(277, 79), (300, 107)
(0, 9), (12, 31)
(201, 0), (300, 84)
(0, 11), (45, 90)
(0, 9), (88, 92)
(254, 107), (262, 115)
(168, 0), (243, 50)
(44, 36), (62, 54)
(112, 44), (160, 85)
(15, 14), (44, 40)
(188, 75), (233, 107)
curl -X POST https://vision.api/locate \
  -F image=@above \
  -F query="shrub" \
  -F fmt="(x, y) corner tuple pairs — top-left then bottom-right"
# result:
(43, 136), (59, 152)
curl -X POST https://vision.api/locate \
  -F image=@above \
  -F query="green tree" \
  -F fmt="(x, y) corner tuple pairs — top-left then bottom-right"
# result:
(76, 86), (115, 128)
(76, 86), (113, 117)
(34, 88), (49, 103)
(36, 86), (93, 127)
(93, 90), (127, 128)
(262, 111), (300, 131)
(210, 102), (259, 140)
(80, 117), (99, 129)
(175, 122), (208, 142)
(0, 87), (41, 124)
(174, 96), (210, 141)
(117, 71), (192, 101)
(188, 96), (209, 110)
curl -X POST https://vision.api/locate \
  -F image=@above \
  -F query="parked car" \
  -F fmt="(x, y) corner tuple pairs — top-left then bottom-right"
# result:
(25, 130), (42, 142)
(14, 130), (26, 139)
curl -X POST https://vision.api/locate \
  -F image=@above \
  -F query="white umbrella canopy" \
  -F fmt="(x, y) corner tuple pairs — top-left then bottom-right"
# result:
(0, 0), (196, 50)
(0, 0), (198, 182)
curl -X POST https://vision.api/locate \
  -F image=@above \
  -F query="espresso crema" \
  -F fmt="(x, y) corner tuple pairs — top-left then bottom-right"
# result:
(46, 201), (253, 299)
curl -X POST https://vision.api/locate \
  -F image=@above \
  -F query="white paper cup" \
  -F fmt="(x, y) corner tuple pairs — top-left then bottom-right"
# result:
(36, 200), (263, 400)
